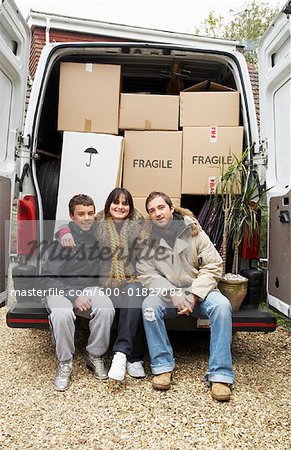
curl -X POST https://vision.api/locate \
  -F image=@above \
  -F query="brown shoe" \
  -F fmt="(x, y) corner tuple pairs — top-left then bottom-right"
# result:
(152, 372), (172, 391)
(211, 382), (231, 401)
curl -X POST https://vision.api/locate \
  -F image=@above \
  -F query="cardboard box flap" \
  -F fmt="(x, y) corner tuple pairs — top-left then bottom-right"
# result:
(183, 80), (236, 93)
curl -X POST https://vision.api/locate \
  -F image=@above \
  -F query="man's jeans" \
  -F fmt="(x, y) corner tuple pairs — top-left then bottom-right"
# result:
(142, 290), (234, 385)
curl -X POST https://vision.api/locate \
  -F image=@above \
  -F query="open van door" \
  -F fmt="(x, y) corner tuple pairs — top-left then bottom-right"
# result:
(0, 0), (30, 305)
(259, 1), (291, 318)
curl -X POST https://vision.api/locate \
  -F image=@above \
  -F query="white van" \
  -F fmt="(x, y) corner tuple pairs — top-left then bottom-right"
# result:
(1, 0), (290, 330)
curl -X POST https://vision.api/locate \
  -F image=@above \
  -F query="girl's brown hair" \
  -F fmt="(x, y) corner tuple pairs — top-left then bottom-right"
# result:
(104, 188), (134, 219)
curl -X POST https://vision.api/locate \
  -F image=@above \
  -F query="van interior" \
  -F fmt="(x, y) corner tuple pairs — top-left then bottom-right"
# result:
(34, 45), (246, 255)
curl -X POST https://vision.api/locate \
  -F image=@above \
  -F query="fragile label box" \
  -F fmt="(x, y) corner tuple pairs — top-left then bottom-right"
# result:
(119, 94), (179, 130)
(55, 131), (124, 229)
(180, 81), (240, 127)
(133, 197), (181, 217)
(182, 126), (244, 195)
(123, 131), (182, 197)
(58, 63), (121, 134)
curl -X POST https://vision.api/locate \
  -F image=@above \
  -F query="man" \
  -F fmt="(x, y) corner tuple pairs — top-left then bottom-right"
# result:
(137, 192), (234, 401)
(41, 194), (115, 391)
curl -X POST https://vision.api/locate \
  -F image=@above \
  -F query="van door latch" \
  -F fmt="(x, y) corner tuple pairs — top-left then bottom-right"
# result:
(15, 164), (30, 193)
(279, 210), (290, 223)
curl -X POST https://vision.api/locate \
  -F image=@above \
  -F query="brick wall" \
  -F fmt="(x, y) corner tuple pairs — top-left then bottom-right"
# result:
(247, 62), (260, 128)
(29, 27), (122, 77)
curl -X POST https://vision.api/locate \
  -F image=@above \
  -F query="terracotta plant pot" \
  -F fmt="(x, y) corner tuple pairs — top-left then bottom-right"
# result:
(218, 276), (249, 311)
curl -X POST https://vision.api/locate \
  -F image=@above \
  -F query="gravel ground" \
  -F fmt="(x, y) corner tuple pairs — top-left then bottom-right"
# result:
(0, 306), (289, 450)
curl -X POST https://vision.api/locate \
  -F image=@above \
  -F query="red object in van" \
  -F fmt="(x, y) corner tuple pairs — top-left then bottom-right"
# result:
(241, 202), (261, 260)
(17, 195), (37, 255)
(241, 227), (260, 259)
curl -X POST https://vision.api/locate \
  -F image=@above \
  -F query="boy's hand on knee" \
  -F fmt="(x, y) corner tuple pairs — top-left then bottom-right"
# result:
(74, 296), (92, 311)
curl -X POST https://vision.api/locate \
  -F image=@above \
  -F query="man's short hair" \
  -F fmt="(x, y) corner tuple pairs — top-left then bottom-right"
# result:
(69, 194), (95, 215)
(145, 191), (173, 213)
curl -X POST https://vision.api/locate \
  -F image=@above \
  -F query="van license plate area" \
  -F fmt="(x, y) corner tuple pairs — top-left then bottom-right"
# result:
(197, 318), (211, 328)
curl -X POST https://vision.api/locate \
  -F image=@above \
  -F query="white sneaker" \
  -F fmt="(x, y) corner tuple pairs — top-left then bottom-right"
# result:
(87, 354), (108, 380)
(127, 361), (146, 378)
(108, 352), (127, 381)
(54, 359), (73, 391)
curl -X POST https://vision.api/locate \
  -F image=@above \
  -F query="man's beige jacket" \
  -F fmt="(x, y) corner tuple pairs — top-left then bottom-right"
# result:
(137, 207), (223, 301)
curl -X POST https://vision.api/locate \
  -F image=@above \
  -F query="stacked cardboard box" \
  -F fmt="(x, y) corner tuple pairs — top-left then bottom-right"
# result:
(180, 81), (243, 195)
(58, 62), (121, 134)
(55, 132), (124, 225)
(122, 130), (182, 198)
(58, 69), (182, 205)
(182, 127), (243, 194)
(56, 63), (124, 220)
(57, 64), (242, 203)
(121, 94), (181, 205)
(119, 94), (179, 130)
(180, 81), (240, 127)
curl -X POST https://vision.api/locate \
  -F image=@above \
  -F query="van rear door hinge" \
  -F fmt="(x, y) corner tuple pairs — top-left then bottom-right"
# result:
(15, 131), (37, 159)
(258, 139), (268, 167)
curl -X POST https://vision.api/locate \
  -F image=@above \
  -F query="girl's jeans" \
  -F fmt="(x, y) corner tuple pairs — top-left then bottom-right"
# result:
(111, 282), (145, 362)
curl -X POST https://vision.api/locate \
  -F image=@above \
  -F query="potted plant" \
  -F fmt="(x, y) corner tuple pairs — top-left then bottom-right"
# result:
(215, 150), (267, 310)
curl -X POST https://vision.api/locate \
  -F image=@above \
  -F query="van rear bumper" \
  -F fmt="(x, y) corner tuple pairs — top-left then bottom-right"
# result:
(6, 302), (276, 332)
(165, 308), (276, 332)
(6, 302), (49, 329)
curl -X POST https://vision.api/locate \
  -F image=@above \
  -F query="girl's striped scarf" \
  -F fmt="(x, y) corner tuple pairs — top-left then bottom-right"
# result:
(106, 217), (137, 287)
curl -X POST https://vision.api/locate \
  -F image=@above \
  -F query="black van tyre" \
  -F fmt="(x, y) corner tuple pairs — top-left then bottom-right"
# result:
(37, 159), (60, 220)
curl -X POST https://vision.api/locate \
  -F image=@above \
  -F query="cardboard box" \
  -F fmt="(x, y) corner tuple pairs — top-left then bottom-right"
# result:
(182, 126), (244, 195)
(123, 131), (182, 197)
(133, 197), (181, 217)
(119, 94), (179, 130)
(180, 81), (240, 127)
(58, 63), (121, 134)
(55, 132), (123, 229)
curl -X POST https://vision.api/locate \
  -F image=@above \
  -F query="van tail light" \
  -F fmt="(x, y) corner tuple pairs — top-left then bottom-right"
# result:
(17, 195), (37, 255)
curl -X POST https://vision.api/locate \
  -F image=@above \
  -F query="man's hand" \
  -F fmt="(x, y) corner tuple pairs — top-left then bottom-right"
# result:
(189, 294), (198, 312)
(175, 293), (198, 316)
(61, 233), (75, 249)
(170, 293), (192, 316)
(74, 296), (92, 312)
